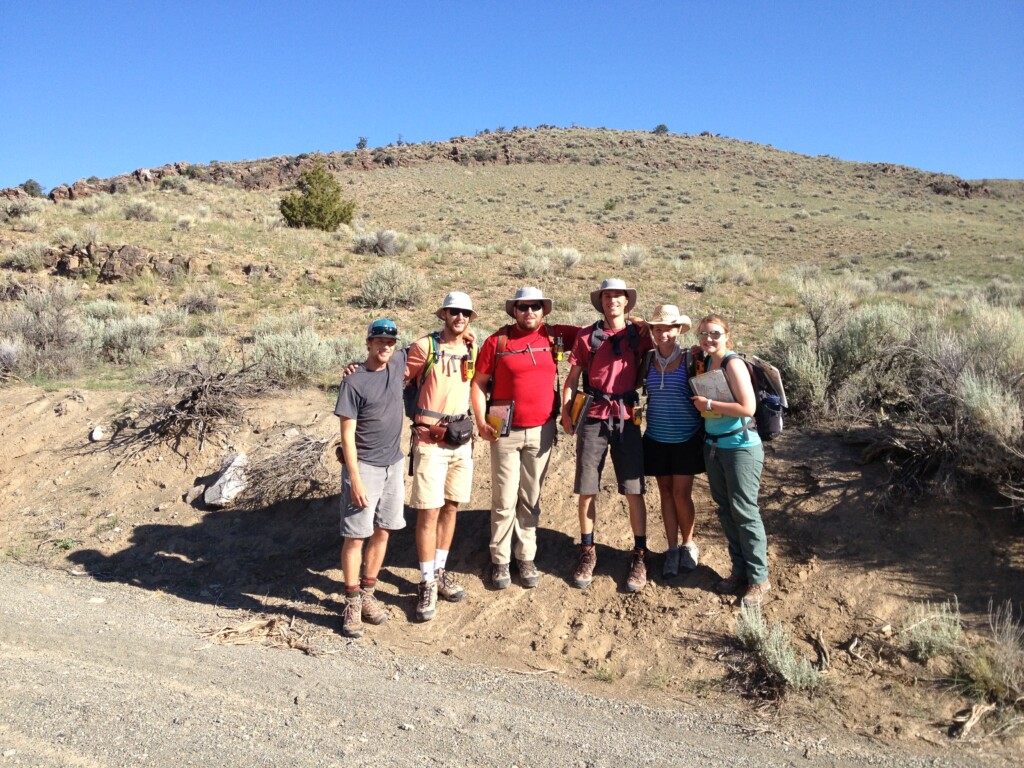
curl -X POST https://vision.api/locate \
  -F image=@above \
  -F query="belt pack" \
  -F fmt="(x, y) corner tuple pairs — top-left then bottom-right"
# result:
(427, 415), (473, 448)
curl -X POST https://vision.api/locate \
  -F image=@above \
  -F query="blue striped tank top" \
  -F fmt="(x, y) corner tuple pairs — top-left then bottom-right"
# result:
(644, 359), (703, 443)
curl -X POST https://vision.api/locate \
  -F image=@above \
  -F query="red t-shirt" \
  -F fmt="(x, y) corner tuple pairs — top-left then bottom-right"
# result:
(568, 322), (653, 420)
(477, 323), (581, 428)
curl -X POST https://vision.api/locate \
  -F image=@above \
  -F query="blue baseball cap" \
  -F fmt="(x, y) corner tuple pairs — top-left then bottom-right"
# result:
(366, 318), (399, 339)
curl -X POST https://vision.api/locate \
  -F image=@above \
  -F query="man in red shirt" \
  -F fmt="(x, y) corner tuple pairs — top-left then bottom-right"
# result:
(560, 278), (653, 593)
(471, 287), (581, 590)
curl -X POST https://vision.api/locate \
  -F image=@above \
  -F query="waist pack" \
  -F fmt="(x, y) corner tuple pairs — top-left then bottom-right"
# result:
(426, 415), (474, 448)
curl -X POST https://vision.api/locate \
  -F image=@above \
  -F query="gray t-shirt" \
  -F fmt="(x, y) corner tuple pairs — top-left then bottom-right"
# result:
(333, 348), (408, 467)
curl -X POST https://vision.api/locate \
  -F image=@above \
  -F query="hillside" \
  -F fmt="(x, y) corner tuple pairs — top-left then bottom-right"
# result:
(1, 127), (1023, 762)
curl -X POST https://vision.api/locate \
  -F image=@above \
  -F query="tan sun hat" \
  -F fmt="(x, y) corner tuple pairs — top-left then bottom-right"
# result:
(504, 286), (553, 318)
(590, 278), (637, 313)
(435, 291), (477, 320)
(649, 304), (692, 332)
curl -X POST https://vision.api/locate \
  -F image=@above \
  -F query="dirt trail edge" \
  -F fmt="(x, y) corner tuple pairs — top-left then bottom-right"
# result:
(1, 563), (983, 768)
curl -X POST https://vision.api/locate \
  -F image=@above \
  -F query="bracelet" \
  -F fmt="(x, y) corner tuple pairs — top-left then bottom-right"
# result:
(705, 399), (713, 412)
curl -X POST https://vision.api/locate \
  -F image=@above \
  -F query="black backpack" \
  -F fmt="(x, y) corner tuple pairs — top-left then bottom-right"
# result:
(709, 353), (786, 443)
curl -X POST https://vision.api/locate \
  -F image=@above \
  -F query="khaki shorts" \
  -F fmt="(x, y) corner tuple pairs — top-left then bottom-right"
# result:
(340, 458), (407, 539)
(409, 440), (474, 509)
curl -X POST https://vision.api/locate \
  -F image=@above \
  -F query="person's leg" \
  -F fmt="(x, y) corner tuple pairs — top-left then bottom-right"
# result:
(717, 445), (768, 586)
(340, 537), (365, 591)
(514, 420), (555, 563)
(490, 429), (524, 565)
(673, 475), (696, 545)
(656, 475), (679, 548)
(572, 419), (606, 588)
(410, 443), (446, 585)
(704, 443), (745, 582)
(362, 527), (390, 580)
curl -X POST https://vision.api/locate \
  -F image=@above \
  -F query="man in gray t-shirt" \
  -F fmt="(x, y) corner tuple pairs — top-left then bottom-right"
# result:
(332, 318), (408, 639)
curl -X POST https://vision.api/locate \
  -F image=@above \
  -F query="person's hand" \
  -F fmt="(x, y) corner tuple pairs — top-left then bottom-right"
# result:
(341, 362), (359, 380)
(561, 410), (575, 436)
(691, 395), (711, 412)
(349, 477), (370, 509)
(477, 421), (498, 441)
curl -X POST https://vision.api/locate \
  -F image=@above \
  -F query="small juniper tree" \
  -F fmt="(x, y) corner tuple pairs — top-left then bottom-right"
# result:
(653, 124), (669, 135)
(20, 179), (44, 197)
(279, 163), (355, 231)
(356, 136), (368, 150)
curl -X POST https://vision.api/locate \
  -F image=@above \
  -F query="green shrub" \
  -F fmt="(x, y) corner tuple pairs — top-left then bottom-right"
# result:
(652, 124), (669, 135)
(559, 247), (582, 271)
(89, 315), (161, 364)
(955, 600), (1023, 705)
(0, 283), (84, 376)
(1, 241), (48, 272)
(159, 175), (190, 193)
(81, 299), (128, 321)
(253, 326), (339, 384)
(357, 261), (423, 308)
(516, 255), (550, 278)
(0, 338), (22, 380)
(179, 285), (219, 314)
(1, 197), (44, 221)
(279, 163), (355, 231)
(620, 244), (648, 267)
(901, 598), (962, 662)
(736, 604), (820, 692)
(123, 199), (161, 221)
(20, 179), (44, 198)
(52, 227), (78, 246)
(353, 228), (400, 256)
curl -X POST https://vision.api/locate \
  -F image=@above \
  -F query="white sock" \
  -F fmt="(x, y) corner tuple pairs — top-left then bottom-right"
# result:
(434, 549), (449, 572)
(420, 562), (434, 583)
(682, 541), (699, 553)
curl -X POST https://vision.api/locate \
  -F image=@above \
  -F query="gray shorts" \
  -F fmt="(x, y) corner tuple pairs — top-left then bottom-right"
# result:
(340, 458), (407, 539)
(573, 417), (646, 496)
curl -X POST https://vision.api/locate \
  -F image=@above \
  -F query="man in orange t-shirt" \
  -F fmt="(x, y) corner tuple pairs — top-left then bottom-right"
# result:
(406, 291), (478, 622)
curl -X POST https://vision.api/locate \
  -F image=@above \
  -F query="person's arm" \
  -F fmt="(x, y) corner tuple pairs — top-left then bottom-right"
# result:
(691, 357), (756, 418)
(339, 416), (369, 508)
(560, 364), (583, 435)
(470, 371), (498, 441)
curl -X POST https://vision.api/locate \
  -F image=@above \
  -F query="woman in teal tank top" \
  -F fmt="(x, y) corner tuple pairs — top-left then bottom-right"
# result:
(689, 314), (770, 607)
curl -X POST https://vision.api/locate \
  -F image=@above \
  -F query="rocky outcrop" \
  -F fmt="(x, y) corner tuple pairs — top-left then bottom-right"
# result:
(51, 242), (194, 282)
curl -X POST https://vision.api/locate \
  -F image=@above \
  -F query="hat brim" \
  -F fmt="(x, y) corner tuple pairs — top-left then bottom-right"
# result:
(505, 298), (553, 318)
(590, 289), (637, 314)
(650, 315), (692, 333)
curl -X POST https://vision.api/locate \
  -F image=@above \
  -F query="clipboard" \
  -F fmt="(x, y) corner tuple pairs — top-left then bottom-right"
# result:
(688, 368), (736, 403)
(486, 400), (515, 437)
(569, 392), (592, 428)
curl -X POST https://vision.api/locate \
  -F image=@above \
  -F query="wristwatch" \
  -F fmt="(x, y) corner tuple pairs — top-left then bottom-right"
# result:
(705, 399), (713, 412)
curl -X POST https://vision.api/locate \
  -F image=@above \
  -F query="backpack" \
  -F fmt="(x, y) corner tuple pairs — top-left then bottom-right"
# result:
(638, 346), (699, 396)
(403, 332), (477, 419)
(711, 353), (786, 442)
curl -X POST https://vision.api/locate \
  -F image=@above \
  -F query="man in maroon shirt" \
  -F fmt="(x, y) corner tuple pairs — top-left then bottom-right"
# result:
(471, 287), (581, 590)
(561, 278), (654, 593)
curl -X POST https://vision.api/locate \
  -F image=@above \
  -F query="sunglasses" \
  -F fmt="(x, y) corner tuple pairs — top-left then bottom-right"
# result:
(515, 303), (544, 312)
(370, 326), (399, 337)
(697, 330), (725, 340)
(447, 308), (473, 318)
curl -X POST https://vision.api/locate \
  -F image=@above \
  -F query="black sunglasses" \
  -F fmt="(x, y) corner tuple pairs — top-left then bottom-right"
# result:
(447, 308), (472, 318)
(370, 326), (399, 337)
(515, 303), (544, 312)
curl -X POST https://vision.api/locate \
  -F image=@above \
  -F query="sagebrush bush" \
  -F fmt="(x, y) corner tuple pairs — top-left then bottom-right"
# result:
(955, 600), (1023, 705)
(0, 283), (84, 376)
(352, 228), (401, 257)
(1, 197), (45, 221)
(280, 163), (355, 231)
(2, 241), (48, 272)
(75, 194), (112, 216)
(516, 255), (550, 278)
(81, 299), (128, 321)
(620, 244), (648, 267)
(0, 338), (22, 380)
(179, 285), (219, 315)
(559, 247), (582, 271)
(80, 223), (102, 243)
(88, 315), (161, 364)
(52, 227), (78, 246)
(159, 175), (190, 193)
(253, 326), (339, 384)
(737, 604), (820, 692)
(357, 261), (424, 309)
(901, 598), (962, 662)
(123, 199), (161, 222)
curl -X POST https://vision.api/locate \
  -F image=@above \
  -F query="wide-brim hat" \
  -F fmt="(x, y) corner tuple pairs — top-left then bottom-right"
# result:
(435, 291), (477, 320)
(505, 286), (553, 318)
(590, 278), (637, 313)
(649, 304), (692, 332)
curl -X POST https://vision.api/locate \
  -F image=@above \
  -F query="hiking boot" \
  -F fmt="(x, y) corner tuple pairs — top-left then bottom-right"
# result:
(572, 546), (596, 589)
(714, 572), (748, 595)
(679, 542), (699, 573)
(491, 563), (511, 590)
(341, 594), (363, 638)
(626, 549), (647, 593)
(416, 580), (438, 622)
(662, 547), (681, 579)
(741, 580), (772, 607)
(360, 589), (388, 626)
(517, 559), (540, 588)
(436, 568), (467, 603)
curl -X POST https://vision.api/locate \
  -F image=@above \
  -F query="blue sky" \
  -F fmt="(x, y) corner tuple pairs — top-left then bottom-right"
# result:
(2, 1), (1022, 191)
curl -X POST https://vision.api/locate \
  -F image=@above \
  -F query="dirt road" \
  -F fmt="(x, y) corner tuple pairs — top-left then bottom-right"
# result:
(1, 563), (986, 768)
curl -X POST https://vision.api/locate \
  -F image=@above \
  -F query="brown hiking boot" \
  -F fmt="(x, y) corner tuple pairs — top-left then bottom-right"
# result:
(360, 589), (388, 625)
(415, 580), (438, 622)
(714, 572), (748, 596)
(341, 594), (363, 638)
(626, 549), (647, 593)
(491, 563), (511, 590)
(517, 559), (540, 588)
(436, 568), (467, 602)
(741, 580), (772, 607)
(572, 546), (596, 589)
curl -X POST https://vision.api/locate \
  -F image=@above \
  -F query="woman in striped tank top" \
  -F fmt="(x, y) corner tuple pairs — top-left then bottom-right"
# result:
(642, 305), (705, 579)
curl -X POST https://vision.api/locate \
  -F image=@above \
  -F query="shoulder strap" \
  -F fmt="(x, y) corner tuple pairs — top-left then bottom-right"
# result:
(638, 348), (656, 395)
(495, 325), (510, 356)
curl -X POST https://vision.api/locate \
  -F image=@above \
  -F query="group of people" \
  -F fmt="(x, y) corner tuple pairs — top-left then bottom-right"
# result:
(333, 279), (771, 639)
